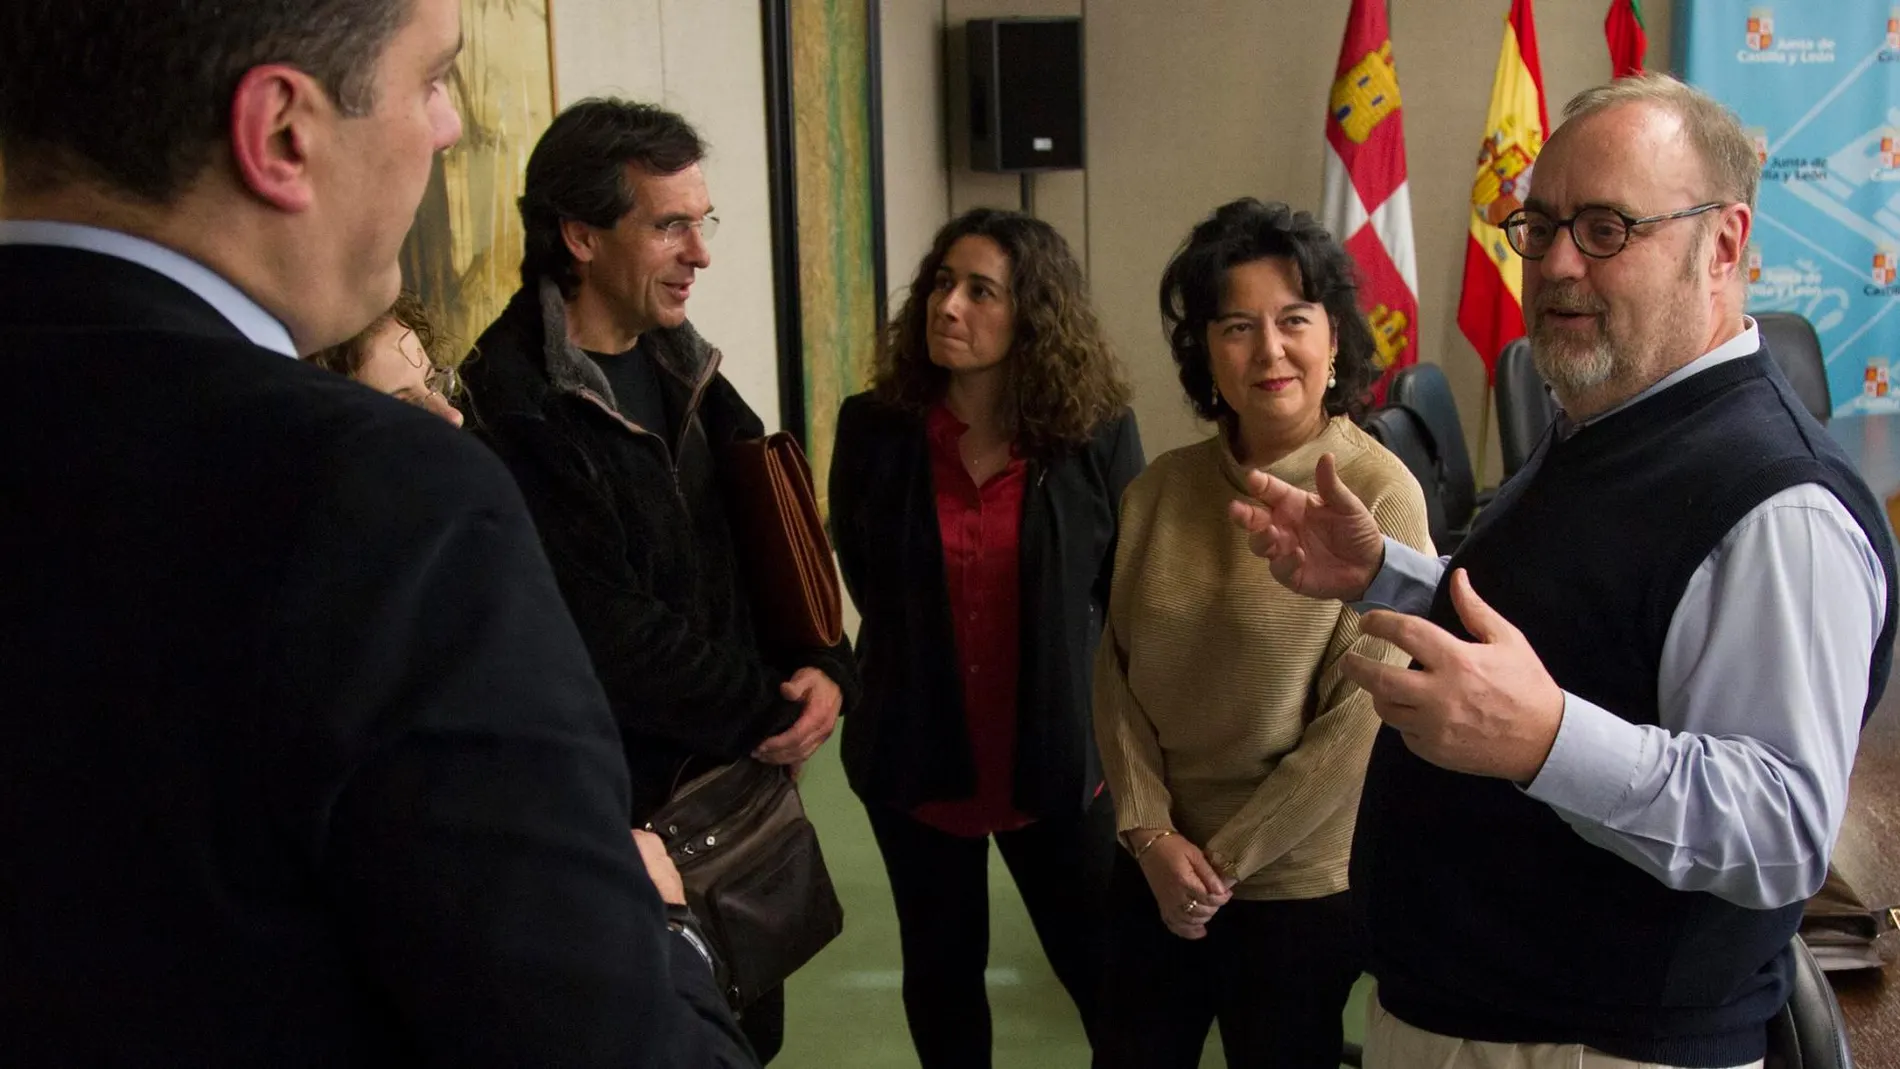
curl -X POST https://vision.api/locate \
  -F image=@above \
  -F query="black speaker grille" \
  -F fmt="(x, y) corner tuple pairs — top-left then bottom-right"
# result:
(967, 18), (1083, 173)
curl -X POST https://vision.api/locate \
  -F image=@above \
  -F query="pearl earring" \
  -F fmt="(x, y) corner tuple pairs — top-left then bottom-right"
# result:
(1327, 359), (1338, 389)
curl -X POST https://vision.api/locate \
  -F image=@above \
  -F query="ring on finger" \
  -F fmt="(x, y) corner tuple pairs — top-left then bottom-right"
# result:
(1182, 899), (1200, 914)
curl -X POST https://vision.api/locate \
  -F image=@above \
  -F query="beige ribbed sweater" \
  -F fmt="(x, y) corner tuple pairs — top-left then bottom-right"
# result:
(1093, 417), (1433, 900)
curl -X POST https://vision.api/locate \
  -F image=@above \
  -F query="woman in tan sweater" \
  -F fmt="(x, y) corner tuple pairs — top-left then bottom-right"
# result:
(1093, 199), (1432, 1069)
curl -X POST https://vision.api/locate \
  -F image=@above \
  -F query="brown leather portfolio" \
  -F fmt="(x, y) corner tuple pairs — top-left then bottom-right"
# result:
(723, 432), (845, 650)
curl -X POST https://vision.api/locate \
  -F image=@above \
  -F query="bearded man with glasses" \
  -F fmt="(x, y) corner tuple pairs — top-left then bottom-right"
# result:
(1231, 73), (1895, 1069)
(459, 98), (859, 1063)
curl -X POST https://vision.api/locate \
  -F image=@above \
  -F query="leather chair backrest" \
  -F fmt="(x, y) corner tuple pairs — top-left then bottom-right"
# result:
(1363, 405), (1449, 553)
(1765, 935), (1854, 1069)
(1494, 338), (1558, 478)
(1388, 363), (1477, 527)
(1756, 312), (1832, 425)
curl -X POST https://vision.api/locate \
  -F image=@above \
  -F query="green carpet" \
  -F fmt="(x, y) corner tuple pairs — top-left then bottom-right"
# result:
(777, 741), (1370, 1068)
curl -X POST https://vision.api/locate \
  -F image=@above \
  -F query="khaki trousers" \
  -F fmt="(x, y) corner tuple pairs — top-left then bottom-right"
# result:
(1363, 994), (1764, 1069)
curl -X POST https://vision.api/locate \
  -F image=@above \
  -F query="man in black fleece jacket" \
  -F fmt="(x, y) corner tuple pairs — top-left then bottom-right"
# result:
(464, 98), (860, 1063)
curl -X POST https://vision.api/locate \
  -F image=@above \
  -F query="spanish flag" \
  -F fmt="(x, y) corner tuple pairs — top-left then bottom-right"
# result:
(1456, 0), (1548, 382)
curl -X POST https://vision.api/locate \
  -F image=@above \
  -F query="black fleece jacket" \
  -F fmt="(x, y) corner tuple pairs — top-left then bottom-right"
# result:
(464, 281), (860, 820)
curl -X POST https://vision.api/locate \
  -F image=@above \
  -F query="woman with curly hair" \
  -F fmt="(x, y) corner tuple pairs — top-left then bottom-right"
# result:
(304, 291), (465, 427)
(829, 207), (1143, 1066)
(1091, 199), (1431, 1068)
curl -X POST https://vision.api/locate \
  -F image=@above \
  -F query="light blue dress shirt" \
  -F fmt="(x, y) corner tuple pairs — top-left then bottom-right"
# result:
(1357, 319), (1889, 911)
(0, 220), (297, 357)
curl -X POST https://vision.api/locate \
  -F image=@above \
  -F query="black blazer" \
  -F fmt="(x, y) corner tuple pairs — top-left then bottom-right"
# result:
(829, 392), (1144, 818)
(0, 244), (753, 1066)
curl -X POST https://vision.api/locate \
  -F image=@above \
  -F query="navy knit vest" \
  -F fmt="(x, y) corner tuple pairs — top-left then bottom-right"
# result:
(1354, 349), (1897, 1068)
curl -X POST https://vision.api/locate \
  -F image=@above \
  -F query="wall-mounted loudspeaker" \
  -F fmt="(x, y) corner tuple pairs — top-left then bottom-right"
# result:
(967, 17), (1084, 174)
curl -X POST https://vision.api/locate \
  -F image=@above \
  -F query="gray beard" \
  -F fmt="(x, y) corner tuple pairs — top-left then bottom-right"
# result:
(1529, 235), (1709, 414)
(1532, 324), (1619, 402)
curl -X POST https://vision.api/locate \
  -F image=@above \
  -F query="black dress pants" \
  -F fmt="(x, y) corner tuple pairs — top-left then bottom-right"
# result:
(865, 794), (1115, 1068)
(1094, 852), (1362, 1069)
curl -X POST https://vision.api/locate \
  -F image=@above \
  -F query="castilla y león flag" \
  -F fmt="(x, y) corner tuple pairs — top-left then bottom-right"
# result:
(1605, 0), (1648, 78)
(1457, 0), (1548, 383)
(1321, 0), (1418, 403)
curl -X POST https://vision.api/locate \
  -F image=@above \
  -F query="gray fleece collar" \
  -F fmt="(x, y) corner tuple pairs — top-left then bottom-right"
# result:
(534, 276), (721, 412)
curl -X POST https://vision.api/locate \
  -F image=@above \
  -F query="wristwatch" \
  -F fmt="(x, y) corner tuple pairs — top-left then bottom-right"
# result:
(665, 902), (716, 975)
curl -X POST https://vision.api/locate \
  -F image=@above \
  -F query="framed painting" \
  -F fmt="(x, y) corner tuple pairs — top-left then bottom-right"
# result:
(401, 0), (559, 354)
(762, 0), (888, 513)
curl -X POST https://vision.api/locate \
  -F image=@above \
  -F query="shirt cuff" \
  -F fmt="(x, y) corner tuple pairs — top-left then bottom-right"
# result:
(1349, 537), (1444, 616)
(1523, 691), (1649, 824)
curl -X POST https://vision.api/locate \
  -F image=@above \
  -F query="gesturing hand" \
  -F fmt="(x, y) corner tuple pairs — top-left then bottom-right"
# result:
(1340, 569), (1565, 783)
(1135, 832), (1235, 941)
(1226, 453), (1386, 601)
(753, 668), (842, 766)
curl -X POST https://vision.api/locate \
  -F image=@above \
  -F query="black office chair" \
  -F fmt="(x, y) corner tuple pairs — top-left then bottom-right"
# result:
(1387, 363), (1480, 546)
(1494, 337), (1558, 478)
(1363, 405), (1450, 553)
(1765, 935), (1855, 1069)
(1756, 311), (1833, 425)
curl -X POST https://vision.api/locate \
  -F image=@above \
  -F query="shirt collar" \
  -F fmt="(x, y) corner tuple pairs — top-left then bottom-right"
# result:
(1560, 316), (1761, 433)
(927, 401), (1026, 466)
(927, 401), (966, 446)
(0, 221), (298, 357)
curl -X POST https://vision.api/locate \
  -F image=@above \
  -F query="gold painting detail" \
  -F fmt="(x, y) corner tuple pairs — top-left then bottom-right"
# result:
(791, 0), (879, 515)
(401, 0), (555, 354)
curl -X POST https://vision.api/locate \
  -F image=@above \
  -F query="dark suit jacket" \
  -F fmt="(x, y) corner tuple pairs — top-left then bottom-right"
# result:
(0, 243), (755, 1066)
(828, 393), (1144, 817)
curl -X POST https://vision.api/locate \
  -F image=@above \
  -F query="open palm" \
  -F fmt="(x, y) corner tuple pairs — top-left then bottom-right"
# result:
(1227, 453), (1386, 601)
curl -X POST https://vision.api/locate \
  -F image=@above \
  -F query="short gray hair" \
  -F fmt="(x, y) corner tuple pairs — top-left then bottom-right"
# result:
(1561, 73), (1759, 212)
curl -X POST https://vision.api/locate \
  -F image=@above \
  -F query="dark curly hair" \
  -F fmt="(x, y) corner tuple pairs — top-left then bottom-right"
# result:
(1158, 198), (1377, 426)
(518, 98), (705, 299)
(873, 208), (1130, 452)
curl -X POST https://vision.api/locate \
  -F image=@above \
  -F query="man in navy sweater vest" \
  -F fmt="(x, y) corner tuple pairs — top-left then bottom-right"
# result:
(1234, 74), (1896, 1069)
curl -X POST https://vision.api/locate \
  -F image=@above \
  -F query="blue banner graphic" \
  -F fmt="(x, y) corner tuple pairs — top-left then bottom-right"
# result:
(1679, 1), (1900, 415)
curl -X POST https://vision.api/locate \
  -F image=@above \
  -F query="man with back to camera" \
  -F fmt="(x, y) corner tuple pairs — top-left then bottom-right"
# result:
(0, 1), (755, 1064)
(1234, 74), (1895, 1069)
(461, 97), (861, 1063)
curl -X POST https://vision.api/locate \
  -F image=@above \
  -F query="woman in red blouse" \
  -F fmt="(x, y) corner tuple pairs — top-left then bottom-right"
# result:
(829, 209), (1143, 1067)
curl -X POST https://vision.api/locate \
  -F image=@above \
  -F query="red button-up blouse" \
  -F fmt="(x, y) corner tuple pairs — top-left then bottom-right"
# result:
(910, 403), (1033, 837)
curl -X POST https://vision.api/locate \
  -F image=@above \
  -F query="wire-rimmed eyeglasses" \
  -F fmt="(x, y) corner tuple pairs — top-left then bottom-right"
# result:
(653, 216), (720, 247)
